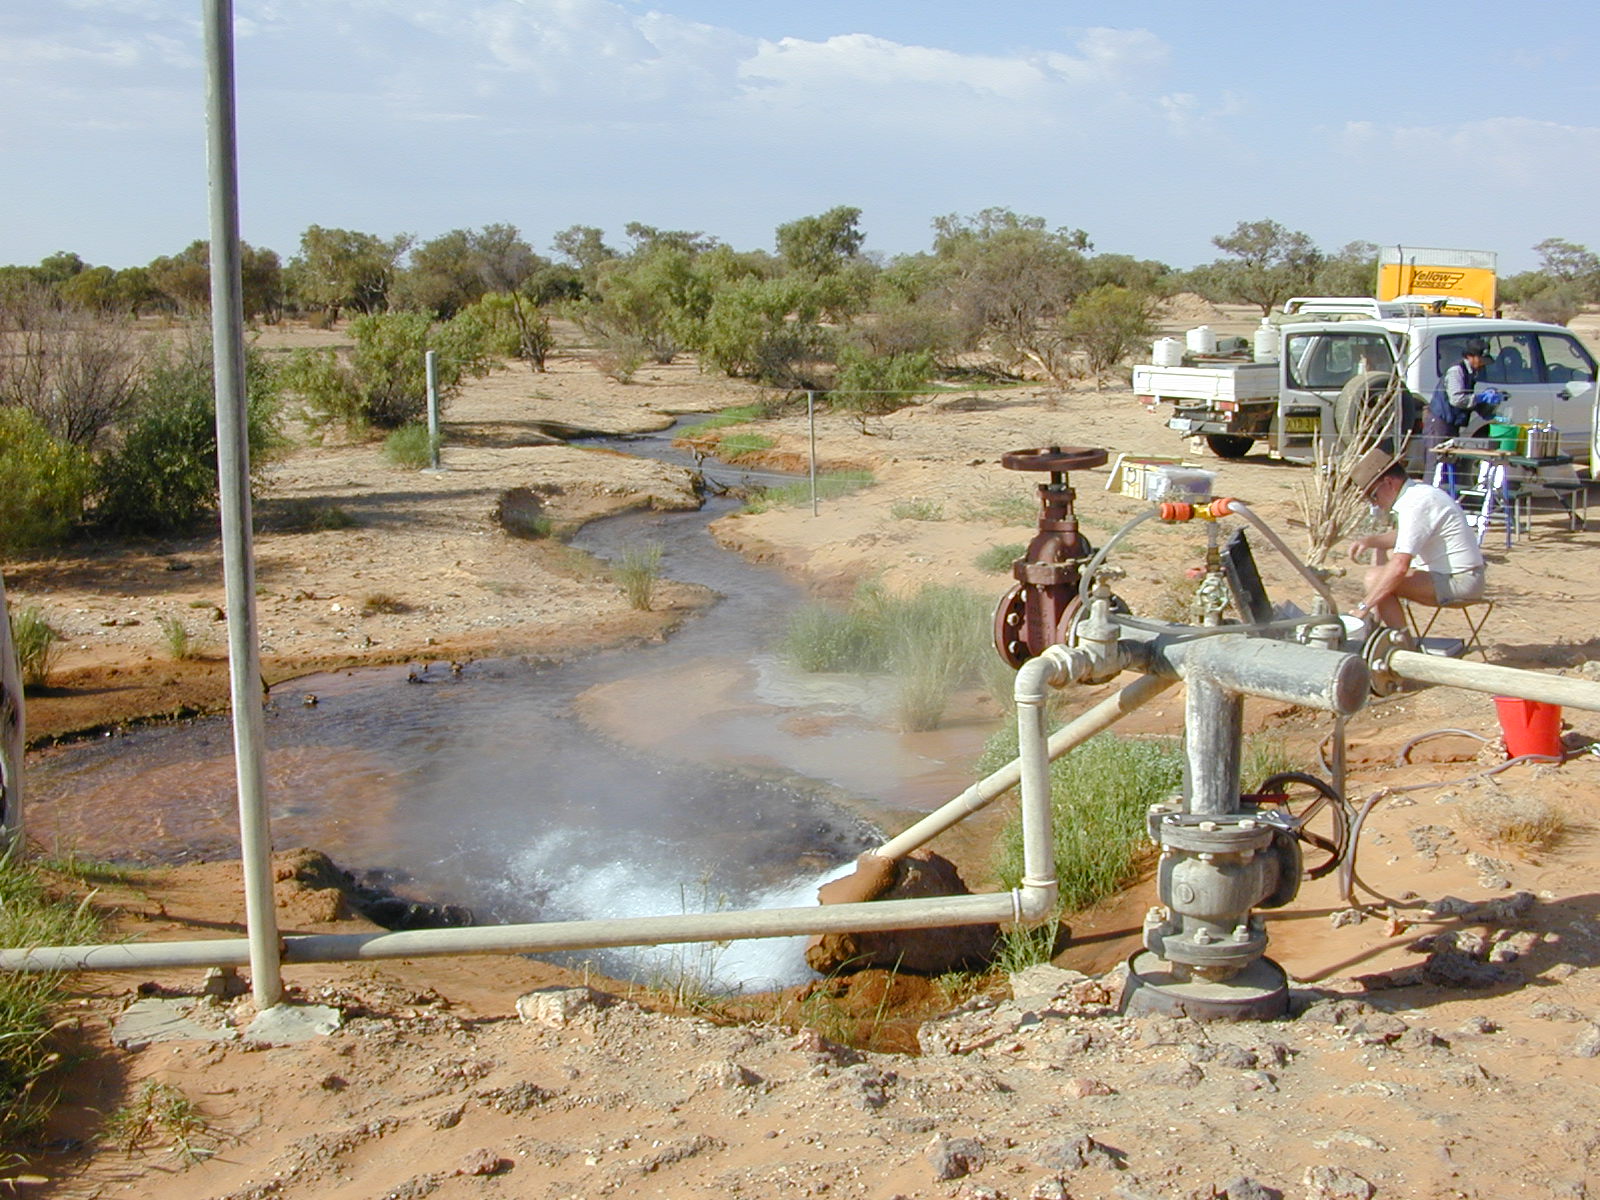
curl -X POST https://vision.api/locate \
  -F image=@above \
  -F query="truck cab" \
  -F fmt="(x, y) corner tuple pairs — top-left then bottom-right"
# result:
(1276, 317), (1598, 464)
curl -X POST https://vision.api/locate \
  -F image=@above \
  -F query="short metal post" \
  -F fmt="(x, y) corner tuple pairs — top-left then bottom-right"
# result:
(0, 571), (23, 849)
(807, 390), (818, 516)
(425, 350), (441, 471)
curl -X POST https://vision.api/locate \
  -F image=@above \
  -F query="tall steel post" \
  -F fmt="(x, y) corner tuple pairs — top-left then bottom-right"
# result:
(203, 0), (282, 1008)
(425, 350), (441, 470)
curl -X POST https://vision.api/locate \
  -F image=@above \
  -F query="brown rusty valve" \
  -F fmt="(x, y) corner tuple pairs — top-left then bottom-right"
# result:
(991, 445), (1109, 668)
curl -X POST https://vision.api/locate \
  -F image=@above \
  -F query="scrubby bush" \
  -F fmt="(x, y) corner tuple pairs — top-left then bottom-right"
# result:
(94, 335), (284, 534)
(613, 542), (664, 611)
(8, 606), (62, 689)
(383, 423), (438, 469)
(0, 408), (94, 554)
(829, 345), (934, 419)
(282, 310), (496, 431)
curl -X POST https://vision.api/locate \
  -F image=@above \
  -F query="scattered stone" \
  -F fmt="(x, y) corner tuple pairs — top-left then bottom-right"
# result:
(1034, 1131), (1122, 1172)
(428, 1104), (465, 1130)
(1395, 1026), (1447, 1051)
(1029, 1177), (1072, 1200)
(1425, 895), (1478, 917)
(1213, 1044), (1260, 1070)
(1330, 908), (1366, 929)
(515, 986), (609, 1028)
(697, 1059), (762, 1090)
(1221, 1176), (1283, 1200)
(474, 1081), (553, 1112)
(1456, 1015), (1498, 1035)
(1481, 891), (1537, 923)
(1056, 1030), (1093, 1056)
(1065, 1076), (1115, 1098)
(1314, 1130), (1388, 1153)
(1009, 964), (1090, 1007)
(1299, 998), (1376, 1027)
(453, 1148), (509, 1177)
(1567, 1024), (1600, 1059)
(1145, 1061), (1204, 1088)
(926, 1134), (987, 1182)
(1238, 1070), (1278, 1092)
(1348, 1013), (1408, 1045)
(1423, 951), (1509, 989)
(379, 1173), (442, 1200)
(1530, 1000), (1586, 1022)
(1302, 1164), (1374, 1199)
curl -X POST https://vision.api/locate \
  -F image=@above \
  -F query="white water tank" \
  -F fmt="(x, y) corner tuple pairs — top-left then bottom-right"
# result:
(1185, 325), (1217, 356)
(1151, 337), (1183, 367)
(1252, 318), (1280, 363)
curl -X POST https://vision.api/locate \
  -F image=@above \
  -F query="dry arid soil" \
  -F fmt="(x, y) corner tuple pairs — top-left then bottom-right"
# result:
(8, 307), (1600, 1199)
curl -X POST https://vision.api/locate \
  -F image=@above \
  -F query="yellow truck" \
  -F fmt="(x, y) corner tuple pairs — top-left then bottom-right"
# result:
(1376, 245), (1498, 317)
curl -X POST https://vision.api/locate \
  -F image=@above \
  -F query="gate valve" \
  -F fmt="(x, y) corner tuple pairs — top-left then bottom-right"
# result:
(991, 445), (1109, 668)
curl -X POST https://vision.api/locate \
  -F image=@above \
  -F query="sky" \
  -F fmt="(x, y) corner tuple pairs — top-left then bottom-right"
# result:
(3, 0), (1599, 275)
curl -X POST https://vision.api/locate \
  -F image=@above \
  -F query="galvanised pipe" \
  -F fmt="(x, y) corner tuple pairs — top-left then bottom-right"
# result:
(0, 892), (1027, 974)
(1185, 676), (1244, 815)
(873, 673), (1176, 861)
(1389, 651), (1600, 713)
(204, 0), (282, 1008)
(1149, 634), (1370, 716)
(1014, 646), (1085, 903)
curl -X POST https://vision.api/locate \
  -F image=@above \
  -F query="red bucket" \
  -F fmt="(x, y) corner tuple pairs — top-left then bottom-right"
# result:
(1493, 696), (1564, 759)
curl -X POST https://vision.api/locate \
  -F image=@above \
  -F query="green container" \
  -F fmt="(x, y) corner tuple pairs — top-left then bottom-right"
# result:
(1487, 422), (1522, 451)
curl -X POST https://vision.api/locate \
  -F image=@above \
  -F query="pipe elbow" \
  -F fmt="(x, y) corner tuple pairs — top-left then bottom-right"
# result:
(1014, 645), (1089, 706)
(1014, 879), (1059, 924)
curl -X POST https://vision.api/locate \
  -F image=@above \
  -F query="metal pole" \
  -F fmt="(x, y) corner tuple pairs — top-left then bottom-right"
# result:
(203, 0), (282, 1009)
(808, 390), (818, 516)
(425, 350), (441, 470)
(0, 572), (23, 848)
(1389, 650), (1600, 712)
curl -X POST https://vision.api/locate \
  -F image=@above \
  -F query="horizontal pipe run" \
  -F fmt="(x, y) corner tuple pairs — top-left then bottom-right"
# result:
(0, 891), (1027, 975)
(875, 673), (1176, 861)
(1153, 634), (1370, 716)
(1389, 651), (1600, 713)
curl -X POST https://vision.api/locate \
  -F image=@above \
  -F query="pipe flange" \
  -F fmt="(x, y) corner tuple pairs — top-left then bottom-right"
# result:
(1149, 926), (1268, 972)
(1156, 813), (1277, 855)
(1363, 625), (1407, 696)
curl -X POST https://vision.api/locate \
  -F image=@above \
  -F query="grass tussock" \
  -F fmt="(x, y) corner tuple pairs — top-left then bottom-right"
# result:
(8, 607), (61, 691)
(0, 846), (107, 1145)
(987, 731), (1184, 913)
(780, 580), (990, 731)
(360, 592), (410, 616)
(103, 1080), (211, 1163)
(1462, 793), (1569, 855)
(613, 542), (664, 611)
(889, 496), (944, 522)
(155, 616), (197, 661)
(744, 470), (874, 513)
(714, 431), (775, 460)
(974, 542), (1026, 574)
(960, 494), (1036, 525)
(382, 423), (439, 470)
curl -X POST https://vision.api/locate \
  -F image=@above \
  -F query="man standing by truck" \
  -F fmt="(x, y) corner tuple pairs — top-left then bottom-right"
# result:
(1424, 338), (1494, 472)
(1347, 446), (1485, 632)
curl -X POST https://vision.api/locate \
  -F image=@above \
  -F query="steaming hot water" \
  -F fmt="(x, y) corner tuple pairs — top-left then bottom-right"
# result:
(24, 422), (997, 990)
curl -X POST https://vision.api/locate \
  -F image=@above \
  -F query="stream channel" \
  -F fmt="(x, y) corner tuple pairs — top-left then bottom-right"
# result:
(26, 419), (1001, 991)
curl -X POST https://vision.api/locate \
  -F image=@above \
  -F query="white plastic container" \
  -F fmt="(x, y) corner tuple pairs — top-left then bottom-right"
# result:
(1252, 318), (1280, 363)
(1185, 325), (1217, 356)
(1151, 337), (1184, 367)
(1149, 466), (1217, 503)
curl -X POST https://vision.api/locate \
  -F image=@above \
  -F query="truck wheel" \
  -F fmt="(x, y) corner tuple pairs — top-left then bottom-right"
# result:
(1334, 371), (1419, 440)
(1203, 434), (1256, 459)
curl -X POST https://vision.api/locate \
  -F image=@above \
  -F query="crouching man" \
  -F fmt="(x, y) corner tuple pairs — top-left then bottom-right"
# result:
(1347, 446), (1486, 631)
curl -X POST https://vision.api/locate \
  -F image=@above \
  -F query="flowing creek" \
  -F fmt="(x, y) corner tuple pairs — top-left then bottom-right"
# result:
(25, 420), (1000, 990)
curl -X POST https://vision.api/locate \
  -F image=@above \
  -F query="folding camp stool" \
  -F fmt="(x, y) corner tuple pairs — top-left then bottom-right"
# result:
(1404, 596), (1495, 661)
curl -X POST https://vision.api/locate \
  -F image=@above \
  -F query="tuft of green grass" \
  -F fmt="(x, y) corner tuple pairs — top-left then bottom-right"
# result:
(103, 1080), (211, 1163)
(613, 542), (664, 611)
(889, 496), (944, 521)
(687, 405), (764, 433)
(988, 732), (1184, 913)
(155, 616), (196, 661)
(961, 494), (1037, 525)
(0, 846), (106, 1145)
(8, 607), (61, 690)
(1462, 793), (1568, 856)
(744, 470), (875, 513)
(991, 920), (1065, 974)
(382, 423), (439, 470)
(974, 542), (1026, 573)
(714, 431), (776, 459)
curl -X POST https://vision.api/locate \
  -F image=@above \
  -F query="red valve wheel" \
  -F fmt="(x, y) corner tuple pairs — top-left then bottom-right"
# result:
(1000, 446), (1108, 473)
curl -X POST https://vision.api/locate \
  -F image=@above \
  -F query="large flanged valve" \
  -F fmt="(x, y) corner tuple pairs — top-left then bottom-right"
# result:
(991, 445), (1109, 668)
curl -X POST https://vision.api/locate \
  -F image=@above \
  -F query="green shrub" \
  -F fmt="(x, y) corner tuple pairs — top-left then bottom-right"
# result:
(781, 581), (891, 673)
(0, 408), (93, 555)
(0, 847), (105, 1144)
(383, 423), (438, 469)
(281, 310), (495, 431)
(8, 607), (61, 690)
(155, 615), (196, 660)
(988, 732), (1183, 912)
(614, 542), (664, 610)
(961, 494), (1036, 525)
(830, 344), (934, 419)
(94, 335), (284, 534)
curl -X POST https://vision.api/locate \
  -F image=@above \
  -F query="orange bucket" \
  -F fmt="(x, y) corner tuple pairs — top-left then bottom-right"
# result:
(1493, 696), (1564, 759)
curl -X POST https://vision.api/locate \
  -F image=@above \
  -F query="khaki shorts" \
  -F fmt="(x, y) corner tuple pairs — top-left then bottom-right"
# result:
(1429, 565), (1486, 604)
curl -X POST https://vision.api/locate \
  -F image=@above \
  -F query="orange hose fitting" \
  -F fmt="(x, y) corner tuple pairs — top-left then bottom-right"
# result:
(1158, 501), (1194, 522)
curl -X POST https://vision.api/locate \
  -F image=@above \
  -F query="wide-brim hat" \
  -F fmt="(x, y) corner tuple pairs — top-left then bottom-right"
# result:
(1350, 446), (1397, 497)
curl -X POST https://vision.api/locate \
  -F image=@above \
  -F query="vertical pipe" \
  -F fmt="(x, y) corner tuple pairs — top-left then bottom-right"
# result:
(1184, 676), (1242, 815)
(807, 390), (818, 517)
(203, 0), (282, 1009)
(425, 350), (441, 470)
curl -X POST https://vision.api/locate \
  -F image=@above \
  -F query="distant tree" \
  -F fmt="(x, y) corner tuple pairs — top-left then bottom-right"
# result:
(290, 225), (412, 320)
(551, 225), (618, 289)
(1313, 240), (1379, 297)
(1059, 284), (1161, 383)
(622, 223), (720, 256)
(580, 244), (718, 363)
(148, 241), (213, 313)
(146, 241), (282, 320)
(776, 206), (865, 278)
(35, 252), (87, 285)
(699, 276), (832, 388)
(931, 208), (1093, 383)
(1203, 219), (1323, 314)
(1533, 237), (1600, 286)
(57, 266), (120, 313)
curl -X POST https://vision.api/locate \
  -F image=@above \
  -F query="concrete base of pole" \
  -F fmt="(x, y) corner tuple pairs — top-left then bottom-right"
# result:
(1118, 951), (1289, 1021)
